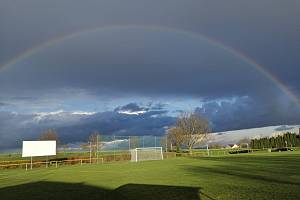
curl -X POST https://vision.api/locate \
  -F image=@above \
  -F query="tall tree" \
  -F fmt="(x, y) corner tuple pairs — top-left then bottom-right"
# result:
(176, 113), (212, 154)
(167, 127), (185, 152)
(38, 128), (60, 145)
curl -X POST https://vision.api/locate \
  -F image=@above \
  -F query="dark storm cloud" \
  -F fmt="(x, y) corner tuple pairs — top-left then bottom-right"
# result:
(0, 107), (175, 150)
(114, 102), (166, 113)
(0, 27), (279, 101)
(0, 0), (299, 98)
(114, 103), (149, 112)
(196, 96), (300, 132)
(0, 0), (299, 149)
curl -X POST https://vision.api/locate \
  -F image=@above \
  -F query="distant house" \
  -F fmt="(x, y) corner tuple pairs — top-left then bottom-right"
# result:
(227, 144), (239, 149)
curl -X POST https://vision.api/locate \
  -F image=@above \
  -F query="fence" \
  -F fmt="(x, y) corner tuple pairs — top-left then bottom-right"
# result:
(0, 152), (176, 170)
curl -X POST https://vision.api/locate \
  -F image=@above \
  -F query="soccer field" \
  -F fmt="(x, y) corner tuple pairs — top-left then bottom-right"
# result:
(0, 152), (299, 200)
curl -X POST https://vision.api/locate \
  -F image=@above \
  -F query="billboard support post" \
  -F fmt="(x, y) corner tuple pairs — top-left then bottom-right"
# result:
(30, 156), (33, 170)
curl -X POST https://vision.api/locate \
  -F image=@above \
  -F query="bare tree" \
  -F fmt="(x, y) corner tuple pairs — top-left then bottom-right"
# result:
(38, 128), (60, 145)
(167, 127), (185, 152)
(177, 113), (211, 154)
(38, 129), (60, 153)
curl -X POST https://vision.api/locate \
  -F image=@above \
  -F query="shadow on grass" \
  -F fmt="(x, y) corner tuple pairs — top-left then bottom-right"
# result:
(185, 155), (300, 186)
(185, 165), (300, 186)
(0, 181), (202, 200)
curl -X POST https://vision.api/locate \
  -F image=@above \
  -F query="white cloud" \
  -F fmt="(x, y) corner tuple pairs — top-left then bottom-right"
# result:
(118, 110), (147, 115)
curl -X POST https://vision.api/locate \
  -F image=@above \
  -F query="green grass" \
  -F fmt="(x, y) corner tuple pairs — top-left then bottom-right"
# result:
(0, 151), (300, 200)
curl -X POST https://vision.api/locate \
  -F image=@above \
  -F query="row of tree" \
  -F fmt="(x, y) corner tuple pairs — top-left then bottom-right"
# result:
(250, 132), (300, 149)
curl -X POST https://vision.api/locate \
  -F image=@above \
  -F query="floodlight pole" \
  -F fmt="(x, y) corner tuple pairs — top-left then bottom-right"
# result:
(89, 141), (92, 164)
(96, 135), (99, 164)
(128, 136), (131, 150)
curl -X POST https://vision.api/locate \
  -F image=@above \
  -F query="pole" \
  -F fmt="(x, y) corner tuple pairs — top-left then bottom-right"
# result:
(113, 135), (116, 161)
(207, 144), (209, 156)
(96, 135), (99, 164)
(30, 157), (33, 170)
(165, 137), (168, 152)
(143, 136), (145, 148)
(129, 136), (131, 150)
(135, 148), (137, 162)
(89, 142), (92, 164)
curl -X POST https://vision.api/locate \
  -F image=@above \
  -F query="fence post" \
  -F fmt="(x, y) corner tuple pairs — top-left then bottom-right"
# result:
(81, 159), (82, 166)
(56, 161), (58, 168)
(26, 163), (28, 171)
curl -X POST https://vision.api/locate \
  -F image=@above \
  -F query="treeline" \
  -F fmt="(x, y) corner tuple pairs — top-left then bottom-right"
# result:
(250, 132), (300, 149)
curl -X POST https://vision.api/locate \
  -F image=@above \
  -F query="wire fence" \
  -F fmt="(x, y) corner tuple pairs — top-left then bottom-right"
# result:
(0, 135), (177, 170)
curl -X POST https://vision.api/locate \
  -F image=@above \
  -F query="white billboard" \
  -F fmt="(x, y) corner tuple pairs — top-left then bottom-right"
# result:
(22, 141), (56, 157)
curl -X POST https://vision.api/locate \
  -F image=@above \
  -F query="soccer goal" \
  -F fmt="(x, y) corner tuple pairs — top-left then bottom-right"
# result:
(130, 147), (164, 162)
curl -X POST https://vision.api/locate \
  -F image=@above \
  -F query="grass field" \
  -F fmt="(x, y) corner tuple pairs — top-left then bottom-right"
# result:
(0, 151), (300, 200)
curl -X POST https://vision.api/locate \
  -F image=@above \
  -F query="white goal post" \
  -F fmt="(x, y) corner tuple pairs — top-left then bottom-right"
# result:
(130, 147), (163, 162)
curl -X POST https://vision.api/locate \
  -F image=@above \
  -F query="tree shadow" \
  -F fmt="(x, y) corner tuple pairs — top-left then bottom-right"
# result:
(0, 181), (202, 200)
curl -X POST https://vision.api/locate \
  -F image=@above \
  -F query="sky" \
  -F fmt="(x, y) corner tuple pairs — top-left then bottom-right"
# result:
(0, 1), (299, 149)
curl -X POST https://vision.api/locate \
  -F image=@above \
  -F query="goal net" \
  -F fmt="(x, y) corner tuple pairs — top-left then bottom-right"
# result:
(130, 147), (163, 162)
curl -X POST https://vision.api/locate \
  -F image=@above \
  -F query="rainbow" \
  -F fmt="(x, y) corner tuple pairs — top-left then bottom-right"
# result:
(0, 24), (299, 106)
